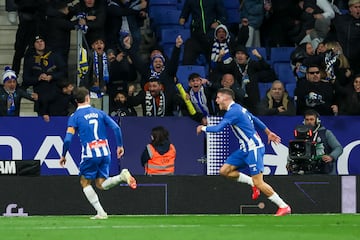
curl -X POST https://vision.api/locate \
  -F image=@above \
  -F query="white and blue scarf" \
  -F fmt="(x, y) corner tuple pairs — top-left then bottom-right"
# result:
(210, 24), (232, 69)
(190, 86), (209, 116)
(93, 51), (109, 83)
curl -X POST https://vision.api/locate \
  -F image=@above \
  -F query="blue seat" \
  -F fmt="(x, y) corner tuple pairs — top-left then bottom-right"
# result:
(177, 0), (185, 10)
(159, 28), (191, 45)
(270, 47), (295, 66)
(223, 0), (240, 9)
(285, 83), (297, 97)
(162, 44), (185, 63)
(258, 82), (273, 99)
(273, 62), (296, 84)
(247, 47), (267, 61)
(176, 65), (207, 88)
(226, 8), (240, 24)
(149, 0), (178, 7)
(149, 8), (184, 37)
(149, 8), (181, 25)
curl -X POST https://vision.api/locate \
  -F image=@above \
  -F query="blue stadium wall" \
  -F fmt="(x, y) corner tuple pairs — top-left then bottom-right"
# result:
(0, 116), (359, 175)
(0, 116), (359, 215)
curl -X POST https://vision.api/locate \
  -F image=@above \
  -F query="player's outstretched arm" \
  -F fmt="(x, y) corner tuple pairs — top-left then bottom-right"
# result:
(265, 128), (281, 144)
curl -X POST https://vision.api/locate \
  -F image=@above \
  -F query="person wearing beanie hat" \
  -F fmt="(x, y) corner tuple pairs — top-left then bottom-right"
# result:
(0, 66), (38, 116)
(22, 31), (66, 121)
(150, 54), (166, 77)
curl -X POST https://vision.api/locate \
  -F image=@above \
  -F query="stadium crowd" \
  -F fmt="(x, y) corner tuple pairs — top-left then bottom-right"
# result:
(1, 0), (360, 120)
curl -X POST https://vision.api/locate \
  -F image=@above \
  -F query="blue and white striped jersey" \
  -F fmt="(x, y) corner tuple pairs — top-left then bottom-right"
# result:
(63, 105), (123, 159)
(205, 102), (267, 152)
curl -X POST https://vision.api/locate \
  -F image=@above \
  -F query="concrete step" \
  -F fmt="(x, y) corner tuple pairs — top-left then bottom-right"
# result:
(19, 98), (37, 117)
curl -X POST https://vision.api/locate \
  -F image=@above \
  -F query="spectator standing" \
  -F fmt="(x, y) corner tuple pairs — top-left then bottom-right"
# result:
(107, 48), (137, 104)
(11, 0), (48, 75)
(240, 0), (265, 47)
(81, 38), (109, 100)
(22, 35), (66, 120)
(106, 0), (147, 52)
(329, 0), (360, 74)
(210, 24), (248, 78)
(0, 66), (38, 116)
(45, 1), (78, 74)
(123, 35), (183, 94)
(260, 0), (302, 47)
(298, 0), (335, 49)
(141, 126), (176, 176)
(179, 0), (227, 65)
(218, 46), (276, 114)
(5, 0), (17, 25)
(257, 80), (296, 116)
(70, 0), (106, 46)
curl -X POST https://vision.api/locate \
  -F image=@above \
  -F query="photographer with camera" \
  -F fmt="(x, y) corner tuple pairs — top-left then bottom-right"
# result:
(287, 109), (343, 174)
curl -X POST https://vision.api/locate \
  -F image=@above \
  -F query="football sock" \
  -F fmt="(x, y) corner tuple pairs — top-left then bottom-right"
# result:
(83, 185), (106, 214)
(237, 173), (254, 187)
(268, 192), (288, 208)
(101, 175), (121, 190)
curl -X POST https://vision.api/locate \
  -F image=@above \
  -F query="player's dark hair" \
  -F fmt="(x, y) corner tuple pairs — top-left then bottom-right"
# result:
(73, 87), (89, 103)
(217, 88), (235, 100)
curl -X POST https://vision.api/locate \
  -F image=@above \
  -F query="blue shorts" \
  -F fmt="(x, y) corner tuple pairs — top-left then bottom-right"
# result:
(225, 147), (265, 176)
(79, 155), (111, 180)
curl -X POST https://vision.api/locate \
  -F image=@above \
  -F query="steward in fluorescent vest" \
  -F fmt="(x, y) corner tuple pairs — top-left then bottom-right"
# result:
(141, 126), (176, 175)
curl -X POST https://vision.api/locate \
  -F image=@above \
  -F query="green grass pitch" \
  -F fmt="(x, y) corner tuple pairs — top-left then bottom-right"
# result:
(0, 214), (359, 240)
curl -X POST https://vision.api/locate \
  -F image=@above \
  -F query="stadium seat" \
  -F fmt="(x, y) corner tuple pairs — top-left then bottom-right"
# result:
(177, 0), (185, 10)
(176, 65), (207, 88)
(148, 8), (185, 37)
(226, 8), (240, 24)
(159, 28), (191, 45)
(285, 83), (297, 98)
(149, 8), (181, 25)
(270, 47), (295, 66)
(223, 0), (240, 9)
(149, 0), (178, 7)
(148, 5), (178, 20)
(247, 47), (267, 61)
(258, 82), (273, 99)
(273, 62), (296, 84)
(162, 44), (185, 63)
